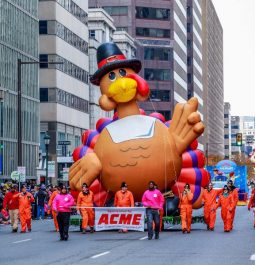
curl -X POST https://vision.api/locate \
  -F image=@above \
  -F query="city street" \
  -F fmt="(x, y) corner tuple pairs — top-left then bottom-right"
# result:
(0, 207), (254, 265)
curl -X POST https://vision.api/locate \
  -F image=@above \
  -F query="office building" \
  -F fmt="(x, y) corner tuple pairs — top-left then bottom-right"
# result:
(202, 0), (224, 157)
(0, 0), (39, 179)
(39, 0), (89, 182)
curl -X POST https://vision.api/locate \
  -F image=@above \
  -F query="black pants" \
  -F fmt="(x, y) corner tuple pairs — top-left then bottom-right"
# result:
(57, 212), (70, 239)
(146, 209), (160, 238)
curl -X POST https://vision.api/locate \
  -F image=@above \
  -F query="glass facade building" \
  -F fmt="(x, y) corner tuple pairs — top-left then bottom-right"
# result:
(0, 0), (39, 178)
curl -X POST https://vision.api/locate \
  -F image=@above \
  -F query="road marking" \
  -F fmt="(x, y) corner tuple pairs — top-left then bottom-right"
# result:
(91, 251), (110, 259)
(250, 254), (255, 260)
(12, 239), (32, 244)
(139, 236), (148, 240)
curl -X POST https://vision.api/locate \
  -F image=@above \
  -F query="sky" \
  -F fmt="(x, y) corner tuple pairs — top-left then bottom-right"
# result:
(212, 0), (255, 116)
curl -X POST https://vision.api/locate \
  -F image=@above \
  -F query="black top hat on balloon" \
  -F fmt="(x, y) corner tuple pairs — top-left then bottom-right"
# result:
(90, 42), (142, 86)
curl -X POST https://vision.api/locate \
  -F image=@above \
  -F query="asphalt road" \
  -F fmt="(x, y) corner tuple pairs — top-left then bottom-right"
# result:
(0, 207), (254, 265)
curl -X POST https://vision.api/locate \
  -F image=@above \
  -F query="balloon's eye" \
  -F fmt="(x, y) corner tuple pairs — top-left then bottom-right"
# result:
(119, 69), (127, 77)
(109, 72), (116, 81)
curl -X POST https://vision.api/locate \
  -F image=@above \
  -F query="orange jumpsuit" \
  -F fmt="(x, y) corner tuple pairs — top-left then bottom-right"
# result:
(114, 190), (134, 207)
(248, 190), (255, 227)
(229, 188), (238, 230)
(114, 190), (134, 232)
(48, 190), (59, 231)
(77, 191), (95, 229)
(202, 189), (222, 230)
(216, 193), (233, 232)
(14, 192), (34, 232)
(179, 192), (193, 232)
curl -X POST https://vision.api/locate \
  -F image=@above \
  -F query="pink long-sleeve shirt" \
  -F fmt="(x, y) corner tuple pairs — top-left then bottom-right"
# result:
(52, 193), (74, 212)
(142, 189), (164, 209)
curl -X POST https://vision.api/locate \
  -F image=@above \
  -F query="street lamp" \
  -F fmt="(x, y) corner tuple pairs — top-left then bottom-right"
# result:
(17, 59), (63, 172)
(44, 132), (51, 185)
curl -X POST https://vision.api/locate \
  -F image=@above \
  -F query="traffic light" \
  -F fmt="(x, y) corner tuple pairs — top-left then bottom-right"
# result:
(236, 133), (242, 146)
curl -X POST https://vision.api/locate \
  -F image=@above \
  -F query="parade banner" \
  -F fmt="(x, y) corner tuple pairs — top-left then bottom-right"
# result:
(94, 207), (145, 232)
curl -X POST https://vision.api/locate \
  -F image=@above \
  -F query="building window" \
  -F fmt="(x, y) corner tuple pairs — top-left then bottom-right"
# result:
(187, 73), (192, 83)
(225, 145), (229, 149)
(40, 88), (48, 102)
(39, 20), (47, 34)
(56, 0), (88, 25)
(187, 57), (192, 66)
(136, 7), (170, 20)
(224, 114), (229, 118)
(144, 47), (172, 61)
(187, 23), (191, 33)
(103, 6), (128, 16)
(187, 6), (191, 17)
(39, 54), (48, 68)
(187, 40), (192, 48)
(136, 27), (170, 38)
(144, 69), (171, 81)
(89, 30), (96, 39)
(224, 135), (229, 139)
(116, 27), (128, 32)
(57, 88), (89, 113)
(224, 124), (229, 129)
(39, 54), (89, 84)
(150, 90), (170, 102)
(188, 89), (193, 99)
(39, 21), (88, 55)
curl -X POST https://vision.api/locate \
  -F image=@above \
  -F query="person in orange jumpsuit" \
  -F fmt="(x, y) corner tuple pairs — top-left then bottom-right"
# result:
(227, 179), (238, 230)
(179, 183), (193, 234)
(48, 186), (60, 231)
(202, 182), (222, 231)
(14, 184), (34, 233)
(248, 182), (255, 228)
(77, 183), (95, 234)
(216, 185), (233, 232)
(114, 182), (134, 233)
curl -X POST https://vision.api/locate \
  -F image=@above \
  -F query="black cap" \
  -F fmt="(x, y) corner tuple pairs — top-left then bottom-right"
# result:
(82, 183), (88, 188)
(90, 42), (141, 86)
(121, 182), (127, 188)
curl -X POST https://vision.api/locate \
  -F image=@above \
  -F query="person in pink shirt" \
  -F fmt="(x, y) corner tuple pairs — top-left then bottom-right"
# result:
(142, 181), (164, 240)
(53, 185), (74, 241)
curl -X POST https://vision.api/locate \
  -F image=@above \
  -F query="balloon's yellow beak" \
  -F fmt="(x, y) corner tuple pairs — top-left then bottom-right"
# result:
(107, 77), (137, 103)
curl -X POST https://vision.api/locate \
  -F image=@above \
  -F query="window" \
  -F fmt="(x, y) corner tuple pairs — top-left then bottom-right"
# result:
(56, 0), (88, 25)
(39, 54), (48, 68)
(187, 89), (193, 99)
(187, 40), (192, 48)
(136, 7), (170, 20)
(116, 27), (128, 32)
(89, 30), (96, 39)
(187, 73), (192, 83)
(224, 114), (229, 118)
(103, 6), (128, 16)
(144, 69), (171, 81)
(40, 21), (88, 55)
(144, 47), (171, 61)
(39, 20), (47, 34)
(136, 27), (170, 38)
(187, 23), (191, 33)
(40, 88), (48, 102)
(150, 90), (170, 101)
(39, 54), (89, 84)
(187, 6), (191, 17)
(224, 135), (229, 139)
(225, 145), (229, 149)
(187, 57), (192, 66)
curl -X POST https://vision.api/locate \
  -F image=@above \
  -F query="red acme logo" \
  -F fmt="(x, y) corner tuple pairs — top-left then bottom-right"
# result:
(98, 213), (142, 225)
